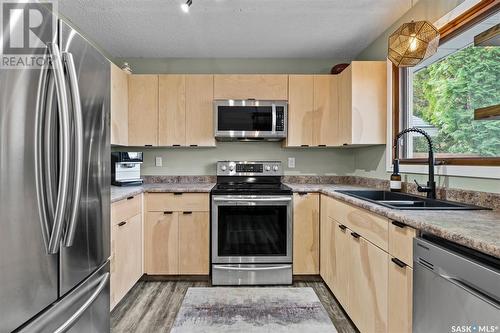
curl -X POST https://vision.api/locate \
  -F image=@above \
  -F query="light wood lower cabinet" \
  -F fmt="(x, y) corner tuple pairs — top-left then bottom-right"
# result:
(293, 193), (319, 274)
(388, 258), (413, 333)
(320, 195), (413, 333)
(145, 212), (179, 274)
(348, 234), (388, 333)
(111, 212), (143, 310)
(145, 193), (210, 275)
(179, 212), (210, 274)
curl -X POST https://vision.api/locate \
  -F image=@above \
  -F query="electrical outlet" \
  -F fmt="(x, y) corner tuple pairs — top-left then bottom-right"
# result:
(155, 156), (163, 167)
(288, 157), (295, 168)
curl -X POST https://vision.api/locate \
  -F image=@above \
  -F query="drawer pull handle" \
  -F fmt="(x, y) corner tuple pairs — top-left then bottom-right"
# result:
(174, 192), (183, 196)
(172, 144), (181, 147)
(126, 196), (134, 200)
(350, 232), (360, 239)
(318, 145), (326, 147)
(183, 211), (193, 215)
(338, 224), (347, 231)
(298, 192), (308, 196)
(145, 144), (153, 147)
(118, 221), (127, 227)
(163, 211), (173, 215)
(189, 144), (198, 147)
(300, 144), (309, 147)
(392, 221), (407, 228)
(391, 257), (407, 268)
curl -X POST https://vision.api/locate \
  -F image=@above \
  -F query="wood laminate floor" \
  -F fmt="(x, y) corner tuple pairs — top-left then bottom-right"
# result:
(111, 279), (358, 333)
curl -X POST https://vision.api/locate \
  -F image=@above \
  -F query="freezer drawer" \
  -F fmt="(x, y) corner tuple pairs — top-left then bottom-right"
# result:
(17, 261), (110, 333)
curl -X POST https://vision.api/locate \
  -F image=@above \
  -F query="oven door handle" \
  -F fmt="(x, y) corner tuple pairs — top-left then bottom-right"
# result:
(213, 265), (292, 271)
(213, 197), (292, 203)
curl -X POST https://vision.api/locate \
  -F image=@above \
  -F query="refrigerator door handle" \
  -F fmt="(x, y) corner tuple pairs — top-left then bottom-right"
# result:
(53, 272), (109, 333)
(46, 43), (72, 254)
(35, 55), (52, 252)
(61, 52), (84, 248)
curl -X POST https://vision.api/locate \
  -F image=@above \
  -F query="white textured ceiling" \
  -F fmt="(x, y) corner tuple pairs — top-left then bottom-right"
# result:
(59, 0), (413, 59)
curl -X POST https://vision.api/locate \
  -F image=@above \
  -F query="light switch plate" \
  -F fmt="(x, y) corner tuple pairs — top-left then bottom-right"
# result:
(155, 156), (163, 167)
(288, 157), (295, 168)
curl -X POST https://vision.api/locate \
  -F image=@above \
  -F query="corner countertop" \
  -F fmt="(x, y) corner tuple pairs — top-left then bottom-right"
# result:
(285, 183), (500, 259)
(111, 183), (215, 203)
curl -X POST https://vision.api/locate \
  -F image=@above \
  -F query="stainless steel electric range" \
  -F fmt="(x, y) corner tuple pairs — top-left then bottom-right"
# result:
(211, 161), (293, 285)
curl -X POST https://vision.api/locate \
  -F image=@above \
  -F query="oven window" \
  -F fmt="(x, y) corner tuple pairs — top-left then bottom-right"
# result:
(217, 205), (287, 256)
(217, 106), (273, 131)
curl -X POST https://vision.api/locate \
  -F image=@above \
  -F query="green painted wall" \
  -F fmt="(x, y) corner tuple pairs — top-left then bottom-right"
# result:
(136, 142), (355, 176)
(353, 0), (499, 194)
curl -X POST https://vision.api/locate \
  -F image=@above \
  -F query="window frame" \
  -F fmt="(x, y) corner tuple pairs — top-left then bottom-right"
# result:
(392, 0), (500, 168)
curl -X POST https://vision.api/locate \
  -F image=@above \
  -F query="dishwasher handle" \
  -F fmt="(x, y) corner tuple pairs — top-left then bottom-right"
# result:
(440, 273), (500, 309)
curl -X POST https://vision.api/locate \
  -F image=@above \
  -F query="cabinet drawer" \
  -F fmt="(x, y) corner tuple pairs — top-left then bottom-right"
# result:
(389, 221), (416, 266)
(146, 193), (209, 212)
(330, 199), (388, 251)
(111, 195), (142, 225)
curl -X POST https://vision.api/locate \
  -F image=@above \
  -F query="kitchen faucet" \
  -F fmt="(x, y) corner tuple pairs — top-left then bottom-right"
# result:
(393, 127), (437, 199)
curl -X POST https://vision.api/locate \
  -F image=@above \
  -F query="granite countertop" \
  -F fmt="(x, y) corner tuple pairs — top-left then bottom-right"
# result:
(111, 183), (215, 203)
(286, 183), (500, 259)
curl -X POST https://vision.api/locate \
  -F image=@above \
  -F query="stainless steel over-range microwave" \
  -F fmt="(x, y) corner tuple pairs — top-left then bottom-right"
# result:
(214, 100), (288, 141)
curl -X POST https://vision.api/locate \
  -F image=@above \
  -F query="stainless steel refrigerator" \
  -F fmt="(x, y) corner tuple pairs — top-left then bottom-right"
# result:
(0, 6), (110, 333)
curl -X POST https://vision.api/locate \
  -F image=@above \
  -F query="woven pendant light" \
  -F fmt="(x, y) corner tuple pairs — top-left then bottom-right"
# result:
(388, 20), (440, 67)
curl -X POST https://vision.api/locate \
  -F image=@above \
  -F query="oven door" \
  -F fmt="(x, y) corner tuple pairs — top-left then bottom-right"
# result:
(212, 195), (292, 264)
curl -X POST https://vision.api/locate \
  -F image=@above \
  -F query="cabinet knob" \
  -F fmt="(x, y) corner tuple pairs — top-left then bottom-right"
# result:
(350, 232), (360, 239)
(391, 221), (407, 228)
(183, 211), (193, 215)
(163, 211), (173, 215)
(126, 196), (134, 200)
(118, 221), (127, 227)
(338, 224), (347, 231)
(174, 192), (183, 196)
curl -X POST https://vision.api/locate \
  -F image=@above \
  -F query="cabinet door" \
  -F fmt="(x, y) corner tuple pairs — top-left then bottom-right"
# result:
(314, 75), (339, 146)
(128, 75), (158, 146)
(337, 66), (352, 146)
(214, 75), (288, 100)
(349, 235), (388, 333)
(350, 61), (386, 145)
(388, 258), (412, 333)
(185, 75), (215, 147)
(287, 75), (314, 147)
(110, 63), (128, 146)
(320, 201), (333, 286)
(332, 222), (350, 308)
(145, 212), (179, 274)
(111, 214), (143, 309)
(293, 193), (319, 274)
(178, 212), (210, 274)
(159, 75), (186, 146)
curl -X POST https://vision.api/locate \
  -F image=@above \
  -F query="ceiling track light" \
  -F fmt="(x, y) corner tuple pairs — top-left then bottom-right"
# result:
(181, 0), (192, 13)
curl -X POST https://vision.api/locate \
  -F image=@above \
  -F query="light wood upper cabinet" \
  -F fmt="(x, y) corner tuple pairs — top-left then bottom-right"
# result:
(214, 75), (288, 100)
(159, 75), (186, 146)
(287, 75), (314, 147)
(287, 75), (339, 147)
(338, 61), (387, 145)
(179, 212), (210, 275)
(186, 75), (215, 147)
(314, 75), (339, 146)
(110, 63), (129, 146)
(128, 75), (158, 146)
(293, 193), (319, 274)
(349, 235), (388, 333)
(145, 211), (179, 275)
(388, 259), (413, 333)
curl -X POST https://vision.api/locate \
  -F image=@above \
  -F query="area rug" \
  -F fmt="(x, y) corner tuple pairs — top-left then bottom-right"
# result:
(171, 287), (337, 333)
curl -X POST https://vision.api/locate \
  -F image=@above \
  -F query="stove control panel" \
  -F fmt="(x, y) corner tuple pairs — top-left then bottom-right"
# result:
(217, 161), (283, 176)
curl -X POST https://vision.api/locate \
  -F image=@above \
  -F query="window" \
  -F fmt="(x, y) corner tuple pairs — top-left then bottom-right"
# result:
(396, 6), (500, 165)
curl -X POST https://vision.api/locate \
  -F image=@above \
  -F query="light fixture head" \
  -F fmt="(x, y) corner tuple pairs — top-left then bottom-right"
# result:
(388, 20), (440, 67)
(181, 0), (192, 13)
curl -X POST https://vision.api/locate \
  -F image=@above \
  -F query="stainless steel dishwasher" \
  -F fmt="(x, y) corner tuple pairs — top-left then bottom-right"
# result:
(413, 236), (500, 333)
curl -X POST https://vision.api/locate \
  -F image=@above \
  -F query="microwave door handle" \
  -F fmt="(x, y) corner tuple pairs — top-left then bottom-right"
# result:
(272, 104), (276, 133)
(62, 52), (84, 248)
(46, 43), (72, 254)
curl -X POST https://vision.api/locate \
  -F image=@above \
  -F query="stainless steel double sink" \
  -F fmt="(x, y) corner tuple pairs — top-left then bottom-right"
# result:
(336, 190), (488, 210)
